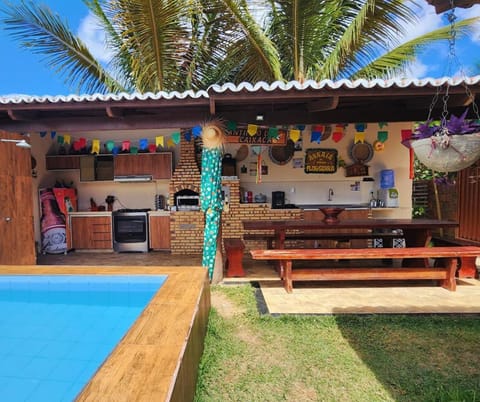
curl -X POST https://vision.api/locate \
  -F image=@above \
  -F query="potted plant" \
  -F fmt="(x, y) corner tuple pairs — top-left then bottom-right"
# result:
(408, 108), (480, 172)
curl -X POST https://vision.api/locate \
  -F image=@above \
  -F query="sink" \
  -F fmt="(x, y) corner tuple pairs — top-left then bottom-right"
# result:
(319, 207), (345, 224)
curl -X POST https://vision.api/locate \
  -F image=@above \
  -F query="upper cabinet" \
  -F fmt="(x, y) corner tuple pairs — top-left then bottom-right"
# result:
(45, 155), (80, 170)
(46, 152), (173, 180)
(114, 153), (172, 179)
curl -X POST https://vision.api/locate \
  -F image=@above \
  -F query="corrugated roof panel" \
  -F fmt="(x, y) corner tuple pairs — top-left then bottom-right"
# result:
(0, 76), (479, 105)
(0, 89), (209, 105)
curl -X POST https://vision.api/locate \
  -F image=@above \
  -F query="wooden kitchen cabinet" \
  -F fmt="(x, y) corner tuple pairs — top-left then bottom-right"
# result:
(149, 215), (171, 250)
(114, 153), (172, 179)
(70, 215), (112, 250)
(150, 153), (173, 179)
(46, 155), (80, 170)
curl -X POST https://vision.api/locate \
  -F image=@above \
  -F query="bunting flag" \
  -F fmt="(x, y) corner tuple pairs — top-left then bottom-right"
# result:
(156, 136), (164, 148)
(40, 131), (47, 138)
(227, 121), (237, 131)
(121, 140), (131, 152)
(50, 131), (56, 139)
(91, 139), (100, 154)
(289, 129), (301, 142)
(268, 127), (279, 139)
(312, 124), (325, 133)
(130, 146), (138, 154)
(172, 132), (181, 144)
(139, 138), (148, 150)
(377, 131), (388, 142)
(354, 132), (365, 143)
(167, 137), (175, 148)
(184, 131), (192, 142)
(378, 122), (388, 128)
(57, 135), (64, 144)
(73, 140), (82, 151)
(148, 143), (156, 153)
(355, 123), (366, 132)
(79, 138), (87, 148)
(112, 146), (120, 155)
(332, 131), (343, 143)
(64, 134), (71, 145)
(247, 124), (258, 136)
(311, 131), (322, 144)
(296, 124), (305, 131)
(106, 140), (115, 152)
(192, 125), (202, 137)
(401, 129), (412, 142)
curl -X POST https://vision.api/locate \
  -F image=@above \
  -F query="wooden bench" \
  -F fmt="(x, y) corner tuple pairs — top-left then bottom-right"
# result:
(250, 246), (480, 293)
(223, 238), (246, 277)
(432, 237), (479, 278)
(244, 232), (404, 249)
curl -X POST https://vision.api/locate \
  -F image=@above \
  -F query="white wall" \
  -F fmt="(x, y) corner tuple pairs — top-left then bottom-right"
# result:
(225, 122), (413, 218)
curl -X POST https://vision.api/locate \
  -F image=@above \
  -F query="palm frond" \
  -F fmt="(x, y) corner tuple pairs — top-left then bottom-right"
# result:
(317, 0), (417, 80)
(352, 17), (480, 79)
(1, 0), (125, 94)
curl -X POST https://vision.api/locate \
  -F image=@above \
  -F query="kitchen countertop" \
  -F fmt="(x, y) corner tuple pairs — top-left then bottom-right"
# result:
(294, 204), (370, 210)
(148, 210), (171, 216)
(68, 211), (112, 217)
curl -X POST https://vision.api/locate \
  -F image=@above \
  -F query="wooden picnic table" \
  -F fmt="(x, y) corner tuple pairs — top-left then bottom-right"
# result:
(242, 218), (459, 250)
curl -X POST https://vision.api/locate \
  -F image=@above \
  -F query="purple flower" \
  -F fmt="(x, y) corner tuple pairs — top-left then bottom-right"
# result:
(413, 108), (480, 139)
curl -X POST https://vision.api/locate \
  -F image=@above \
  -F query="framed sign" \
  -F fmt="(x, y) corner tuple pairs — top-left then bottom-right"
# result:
(226, 127), (287, 145)
(304, 148), (338, 174)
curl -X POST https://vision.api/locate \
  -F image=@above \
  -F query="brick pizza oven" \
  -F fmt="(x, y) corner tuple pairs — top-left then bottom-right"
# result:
(169, 136), (205, 254)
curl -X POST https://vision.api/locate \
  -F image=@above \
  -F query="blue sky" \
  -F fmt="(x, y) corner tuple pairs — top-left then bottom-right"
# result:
(0, 0), (478, 97)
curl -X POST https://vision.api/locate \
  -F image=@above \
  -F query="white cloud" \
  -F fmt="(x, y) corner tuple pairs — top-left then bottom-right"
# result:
(77, 13), (113, 64)
(402, 59), (430, 78)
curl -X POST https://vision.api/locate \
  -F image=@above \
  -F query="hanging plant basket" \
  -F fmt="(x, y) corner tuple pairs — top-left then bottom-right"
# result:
(410, 132), (480, 172)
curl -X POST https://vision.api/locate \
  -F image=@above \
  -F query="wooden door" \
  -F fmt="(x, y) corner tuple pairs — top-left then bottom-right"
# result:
(457, 163), (480, 242)
(0, 131), (36, 264)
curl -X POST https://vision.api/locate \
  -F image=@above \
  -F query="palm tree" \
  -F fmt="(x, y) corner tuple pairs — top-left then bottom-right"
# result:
(1, 0), (478, 94)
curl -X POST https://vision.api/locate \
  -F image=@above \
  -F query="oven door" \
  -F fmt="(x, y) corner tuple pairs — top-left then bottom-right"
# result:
(113, 214), (147, 243)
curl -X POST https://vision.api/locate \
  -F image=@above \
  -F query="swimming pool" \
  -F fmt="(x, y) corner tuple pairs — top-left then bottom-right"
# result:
(0, 274), (167, 402)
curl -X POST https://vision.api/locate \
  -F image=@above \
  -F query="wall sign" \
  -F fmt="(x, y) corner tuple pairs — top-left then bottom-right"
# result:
(226, 127), (287, 145)
(304, 148), (338, 174)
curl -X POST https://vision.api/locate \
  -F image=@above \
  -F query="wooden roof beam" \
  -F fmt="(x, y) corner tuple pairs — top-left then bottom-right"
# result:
(7, 109), (38, 121)
(307, 97), (339, 112)
(106, 106), (124, 118)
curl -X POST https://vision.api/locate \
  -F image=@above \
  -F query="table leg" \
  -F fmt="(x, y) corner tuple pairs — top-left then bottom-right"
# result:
(402, 229), (431, 267)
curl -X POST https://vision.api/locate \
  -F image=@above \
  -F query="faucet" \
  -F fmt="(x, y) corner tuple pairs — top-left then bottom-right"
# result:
(328, 188), (334, 202)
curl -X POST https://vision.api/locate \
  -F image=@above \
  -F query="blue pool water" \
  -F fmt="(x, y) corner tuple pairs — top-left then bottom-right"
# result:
(0, 275), (167, 402)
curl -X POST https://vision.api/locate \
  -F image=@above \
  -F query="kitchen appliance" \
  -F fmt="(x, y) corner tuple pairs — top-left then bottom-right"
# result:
(377, 169), (398, 207)
(112, 209), (150, 252)
(176, 195), (200, 211)
(378, 188), (399, 207)
(271, 191), (285, 209)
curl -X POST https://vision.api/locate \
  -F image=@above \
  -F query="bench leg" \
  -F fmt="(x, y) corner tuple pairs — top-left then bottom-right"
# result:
(225, 248), (245, 277)
(440, 258), (457, 291)
(284, 260), (293, 293)
(457, 256), (478, 278)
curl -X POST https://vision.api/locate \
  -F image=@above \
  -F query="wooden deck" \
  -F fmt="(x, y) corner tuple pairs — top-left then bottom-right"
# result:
(0, 265), (210, 402)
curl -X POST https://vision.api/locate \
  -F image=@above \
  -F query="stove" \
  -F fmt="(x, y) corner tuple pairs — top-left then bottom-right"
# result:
(112, 209), (150, 252)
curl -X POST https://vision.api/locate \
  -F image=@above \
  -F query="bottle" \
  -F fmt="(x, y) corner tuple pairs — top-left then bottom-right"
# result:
(369, 191), (377, 208)
(40, 188), (67, 254)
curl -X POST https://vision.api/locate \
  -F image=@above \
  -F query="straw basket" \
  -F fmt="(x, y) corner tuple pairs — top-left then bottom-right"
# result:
(410, 132), (480, 172)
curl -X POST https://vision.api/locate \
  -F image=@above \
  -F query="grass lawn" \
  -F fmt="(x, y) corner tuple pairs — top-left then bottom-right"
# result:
(195, 284), (480, 402)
